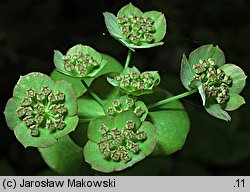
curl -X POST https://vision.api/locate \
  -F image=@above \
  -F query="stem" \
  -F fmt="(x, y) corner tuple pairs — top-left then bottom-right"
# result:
(124, 49), (132, 69)
(81, 80), (104, 106)
(148, 89), (198, 109)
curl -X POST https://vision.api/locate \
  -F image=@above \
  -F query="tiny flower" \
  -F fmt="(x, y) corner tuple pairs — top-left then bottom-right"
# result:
(180, 44), (247, 121)
(107, 66), (160, 96)
(4, 72), (79, 148)
(84, 110), (157, 172)
(103, 3), (167, 50)
(54, 44), (107, 78)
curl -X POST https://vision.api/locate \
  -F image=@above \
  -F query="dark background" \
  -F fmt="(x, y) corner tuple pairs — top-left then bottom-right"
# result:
(0, 0), (250, 175)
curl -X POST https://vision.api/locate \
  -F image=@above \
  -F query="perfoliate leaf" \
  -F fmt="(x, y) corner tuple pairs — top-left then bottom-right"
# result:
(39, 136), (92, 175)
(140, 88), (190, 156)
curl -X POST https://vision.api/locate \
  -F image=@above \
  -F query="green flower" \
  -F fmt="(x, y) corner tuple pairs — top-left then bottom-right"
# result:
(107, 66), (160, 96)
(4, 72), (79, 148)
(54, 44), (107, 78)
(180, 44), (247, 121)
(104, 95), (148, 121)
(103, 3), (166, 50)
(83, 110), (157, 172)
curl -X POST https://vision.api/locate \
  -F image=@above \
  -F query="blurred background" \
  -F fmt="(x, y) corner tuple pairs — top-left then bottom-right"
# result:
(0, 0), (249, 175)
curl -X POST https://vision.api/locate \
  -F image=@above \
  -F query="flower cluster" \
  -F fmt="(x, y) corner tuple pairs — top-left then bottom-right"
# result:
(62, 54), (100, 77)
(108, 67), (160, 96)
(190, 58), (232, 104)
(117, 14), (156, 44)
(97, 121), (147, 163)
(16, 86), (67, 136)
(106, 96), (147, 120)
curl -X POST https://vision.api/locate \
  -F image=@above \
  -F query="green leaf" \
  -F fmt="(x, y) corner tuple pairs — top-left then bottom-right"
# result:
(52, 80), (78, 116)
(117, 3), (143, 17)
(140, 88), (190, 156)
(13, 72), (54, 99)
(224, 93), (245, 111)
(14, 122), (57, 148)
(189, 44), (226, 67)
(96, 54), (123, 77)
(83, 140), (145, 173)
(103, 12), (123, 39)
(143, 11), (166, 42)
(50, 69), (87, 98)
(91, 75), (120, 102)
(205, 103), (231, 121)
(77, 96), (105, 121)
(180, 53), (195, 90)
(39, 136), (92, 175)
(220, 64), (247, 94)
(4, 98), (22, 130)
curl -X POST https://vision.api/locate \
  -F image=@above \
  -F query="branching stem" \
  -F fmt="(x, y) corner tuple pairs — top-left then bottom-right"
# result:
(81, 80), (104, 106)
(148, 89), (198, 109)
(124, 49), (132, 69)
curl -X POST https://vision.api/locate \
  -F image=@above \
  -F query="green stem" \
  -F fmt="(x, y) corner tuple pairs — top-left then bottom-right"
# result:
(81, 80), (104, 106)
(148, 89), (198, 109)
(124, 49), (132, 69)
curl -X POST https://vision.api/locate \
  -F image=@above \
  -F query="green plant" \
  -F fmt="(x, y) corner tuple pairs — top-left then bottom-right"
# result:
(4, 3), (247, 175)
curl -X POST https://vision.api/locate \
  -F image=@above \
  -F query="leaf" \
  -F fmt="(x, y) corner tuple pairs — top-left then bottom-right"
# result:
(103, 12), (123, 39)
(50, 69), (87, 98)
(205, 103), (231, 121)
(224, 93), (245, 111)
(140, 88), (190, 156)
(77, 96), (105, 120)
(39, 136), (92, 175)
(117, 3), (143, 17)
(189, 44), (226, 67)
(4, 97), (22, 130)
(96, 54), (123, 77)
(143, 11), (167, 42)
(220, 64), (247, 94)
(180, 53), (195, 90)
